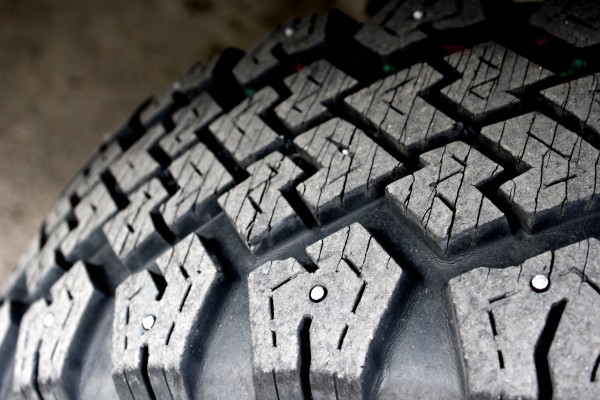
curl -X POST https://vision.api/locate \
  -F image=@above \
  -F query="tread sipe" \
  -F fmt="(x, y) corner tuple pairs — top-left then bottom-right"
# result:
(2, 0), (600, 399)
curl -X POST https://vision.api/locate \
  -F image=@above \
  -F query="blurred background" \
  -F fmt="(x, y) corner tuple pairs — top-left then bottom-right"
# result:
(0, 0), (366, 280)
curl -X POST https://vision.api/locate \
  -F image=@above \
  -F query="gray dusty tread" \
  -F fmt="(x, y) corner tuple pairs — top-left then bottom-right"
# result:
(449, 238), (600, 399)
(218, 152), (305, 251)
(102, 179), (170, 271)
(440, 42), (551, 123)
(232, 12), (332, 86)
(248, 223), (402, 399)
(345, 62), (455, 154)
(481, 112), (600, 230)
(159, 141), (233, 237)
(294, 118), (401, 221)
(208, 88), (281, 167)
(4, 2), (600, 399)
(12, 262), (105, 400)
(275, 60), (357, 134)
(530, 0), (600, 48)
(356, 0), (485, 56)
(139, 52), (221, 127)
(386, 141), (509, 251)
(541, 73), (600, 136)
(158, 92), (222, 161)
(111, 233), (224, 400)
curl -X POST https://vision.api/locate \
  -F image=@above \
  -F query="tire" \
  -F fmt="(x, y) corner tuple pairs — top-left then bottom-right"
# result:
(1, 0), (600, 398)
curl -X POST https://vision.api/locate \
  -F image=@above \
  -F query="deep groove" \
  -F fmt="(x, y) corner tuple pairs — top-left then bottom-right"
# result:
(351, 282), (367, 313)
(149, 271), (168, 301)
(196, 128), (250, 183)
(534, 299), (567, 400)
(100, 171), (130, 210)
(591, 353), (600, 382)
(488, 310), (498, 336)
(150, 212), (177, 245)
(299, 316), (313, 400)
(140, 346), (158, 400)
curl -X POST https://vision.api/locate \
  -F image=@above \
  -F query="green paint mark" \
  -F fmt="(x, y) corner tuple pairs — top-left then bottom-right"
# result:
(559, 58), (587, 77)
(383, 64), (396, 74)
(245, 88), (256, 98)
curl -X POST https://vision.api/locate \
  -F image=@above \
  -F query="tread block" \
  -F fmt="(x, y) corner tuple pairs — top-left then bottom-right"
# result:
(158, 92), (222, 160)
(275, 60), (357, 133)
(248, 223), (402, 398)
(233, 12), (331, 86)
(530, 0), (600, 48)
(108, 125), (165, 195)
(449, 238), (600, 399)
(103, 179), (170, 271)
(541, 73), (600, 136)
(441, 42), (551, 122)
(209, 88), (281, 167)
(112, 233), (224, 400)
(219, 152), (305, 251)
(160, 142), (233, 235)
(12, 263), (105, 400)
(356, 0), (484, 56)
(61, 183), (119, 260)
(64, 141), (122, 206)
(481, 112), (600, 229)
(139, 52), (220, 126)
(386, 141), (508, 251)
(294, 118), (401, 221)
(345, 63), (454, 153)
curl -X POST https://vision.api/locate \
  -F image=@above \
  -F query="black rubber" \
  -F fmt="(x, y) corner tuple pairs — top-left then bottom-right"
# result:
(2, 0), (600, 399)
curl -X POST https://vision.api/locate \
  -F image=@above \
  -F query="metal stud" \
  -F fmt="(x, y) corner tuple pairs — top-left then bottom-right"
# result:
(530, 274), (550, 293)
(284, 27), (295, 37)
(310, 285), (327, 303)
(412, 10), (425, 21)
(43, 313), (55, 328)
(142, 315), (156, 330)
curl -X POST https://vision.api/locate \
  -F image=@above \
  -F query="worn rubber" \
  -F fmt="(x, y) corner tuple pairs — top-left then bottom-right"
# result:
(1, 0), (600, 398)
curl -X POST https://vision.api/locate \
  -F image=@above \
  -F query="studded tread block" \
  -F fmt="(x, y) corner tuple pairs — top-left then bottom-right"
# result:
(112, 233), (224, 400)
(356, 0), (485, 56)
(12, 263), (105, 400)
(449, 238), (600, 399)
(248, 223), (402, 398)
(295, 118), (402, 221)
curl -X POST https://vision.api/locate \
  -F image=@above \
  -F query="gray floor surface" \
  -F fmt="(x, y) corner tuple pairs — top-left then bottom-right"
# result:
(0, 0), (365, 283)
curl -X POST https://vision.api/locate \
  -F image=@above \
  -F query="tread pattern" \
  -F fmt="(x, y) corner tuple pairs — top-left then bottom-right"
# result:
(441, 42), (551, 122)
(219, 152), (305, 251)
(355, 0), (485, 56)
(232, 12), (331, 86)
(103, 179), (170, 271)
(345, 63), (455, 153)
(295, 118), (401, 221)
(275, 60), (357, 133)
(12, 263), (105, 400)
(449, 238), (600, 399)
(482, 112), (600, 229)
(386, 141), (509, 251)
(208, 88), (281, 167)
(158, 93), (222, 160)
(541, 73), (600, 136)
(112, 233), (223, 400)
(159, 142), (232, 236)
(530, 0), (600, 48)
(248, 223), (402, 398)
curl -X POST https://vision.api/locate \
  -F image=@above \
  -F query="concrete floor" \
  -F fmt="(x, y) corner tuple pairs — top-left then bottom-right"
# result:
(0, 0), (365, 281)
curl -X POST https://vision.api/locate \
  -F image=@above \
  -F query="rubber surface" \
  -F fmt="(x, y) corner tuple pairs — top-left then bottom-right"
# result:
(1, 0), (600, 399)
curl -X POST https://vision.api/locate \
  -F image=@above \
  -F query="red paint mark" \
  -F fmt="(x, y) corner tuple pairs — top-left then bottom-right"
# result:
(294, 64), (305, 72)
(535, 37), (549, 47)
(443, 44), (466, 54)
